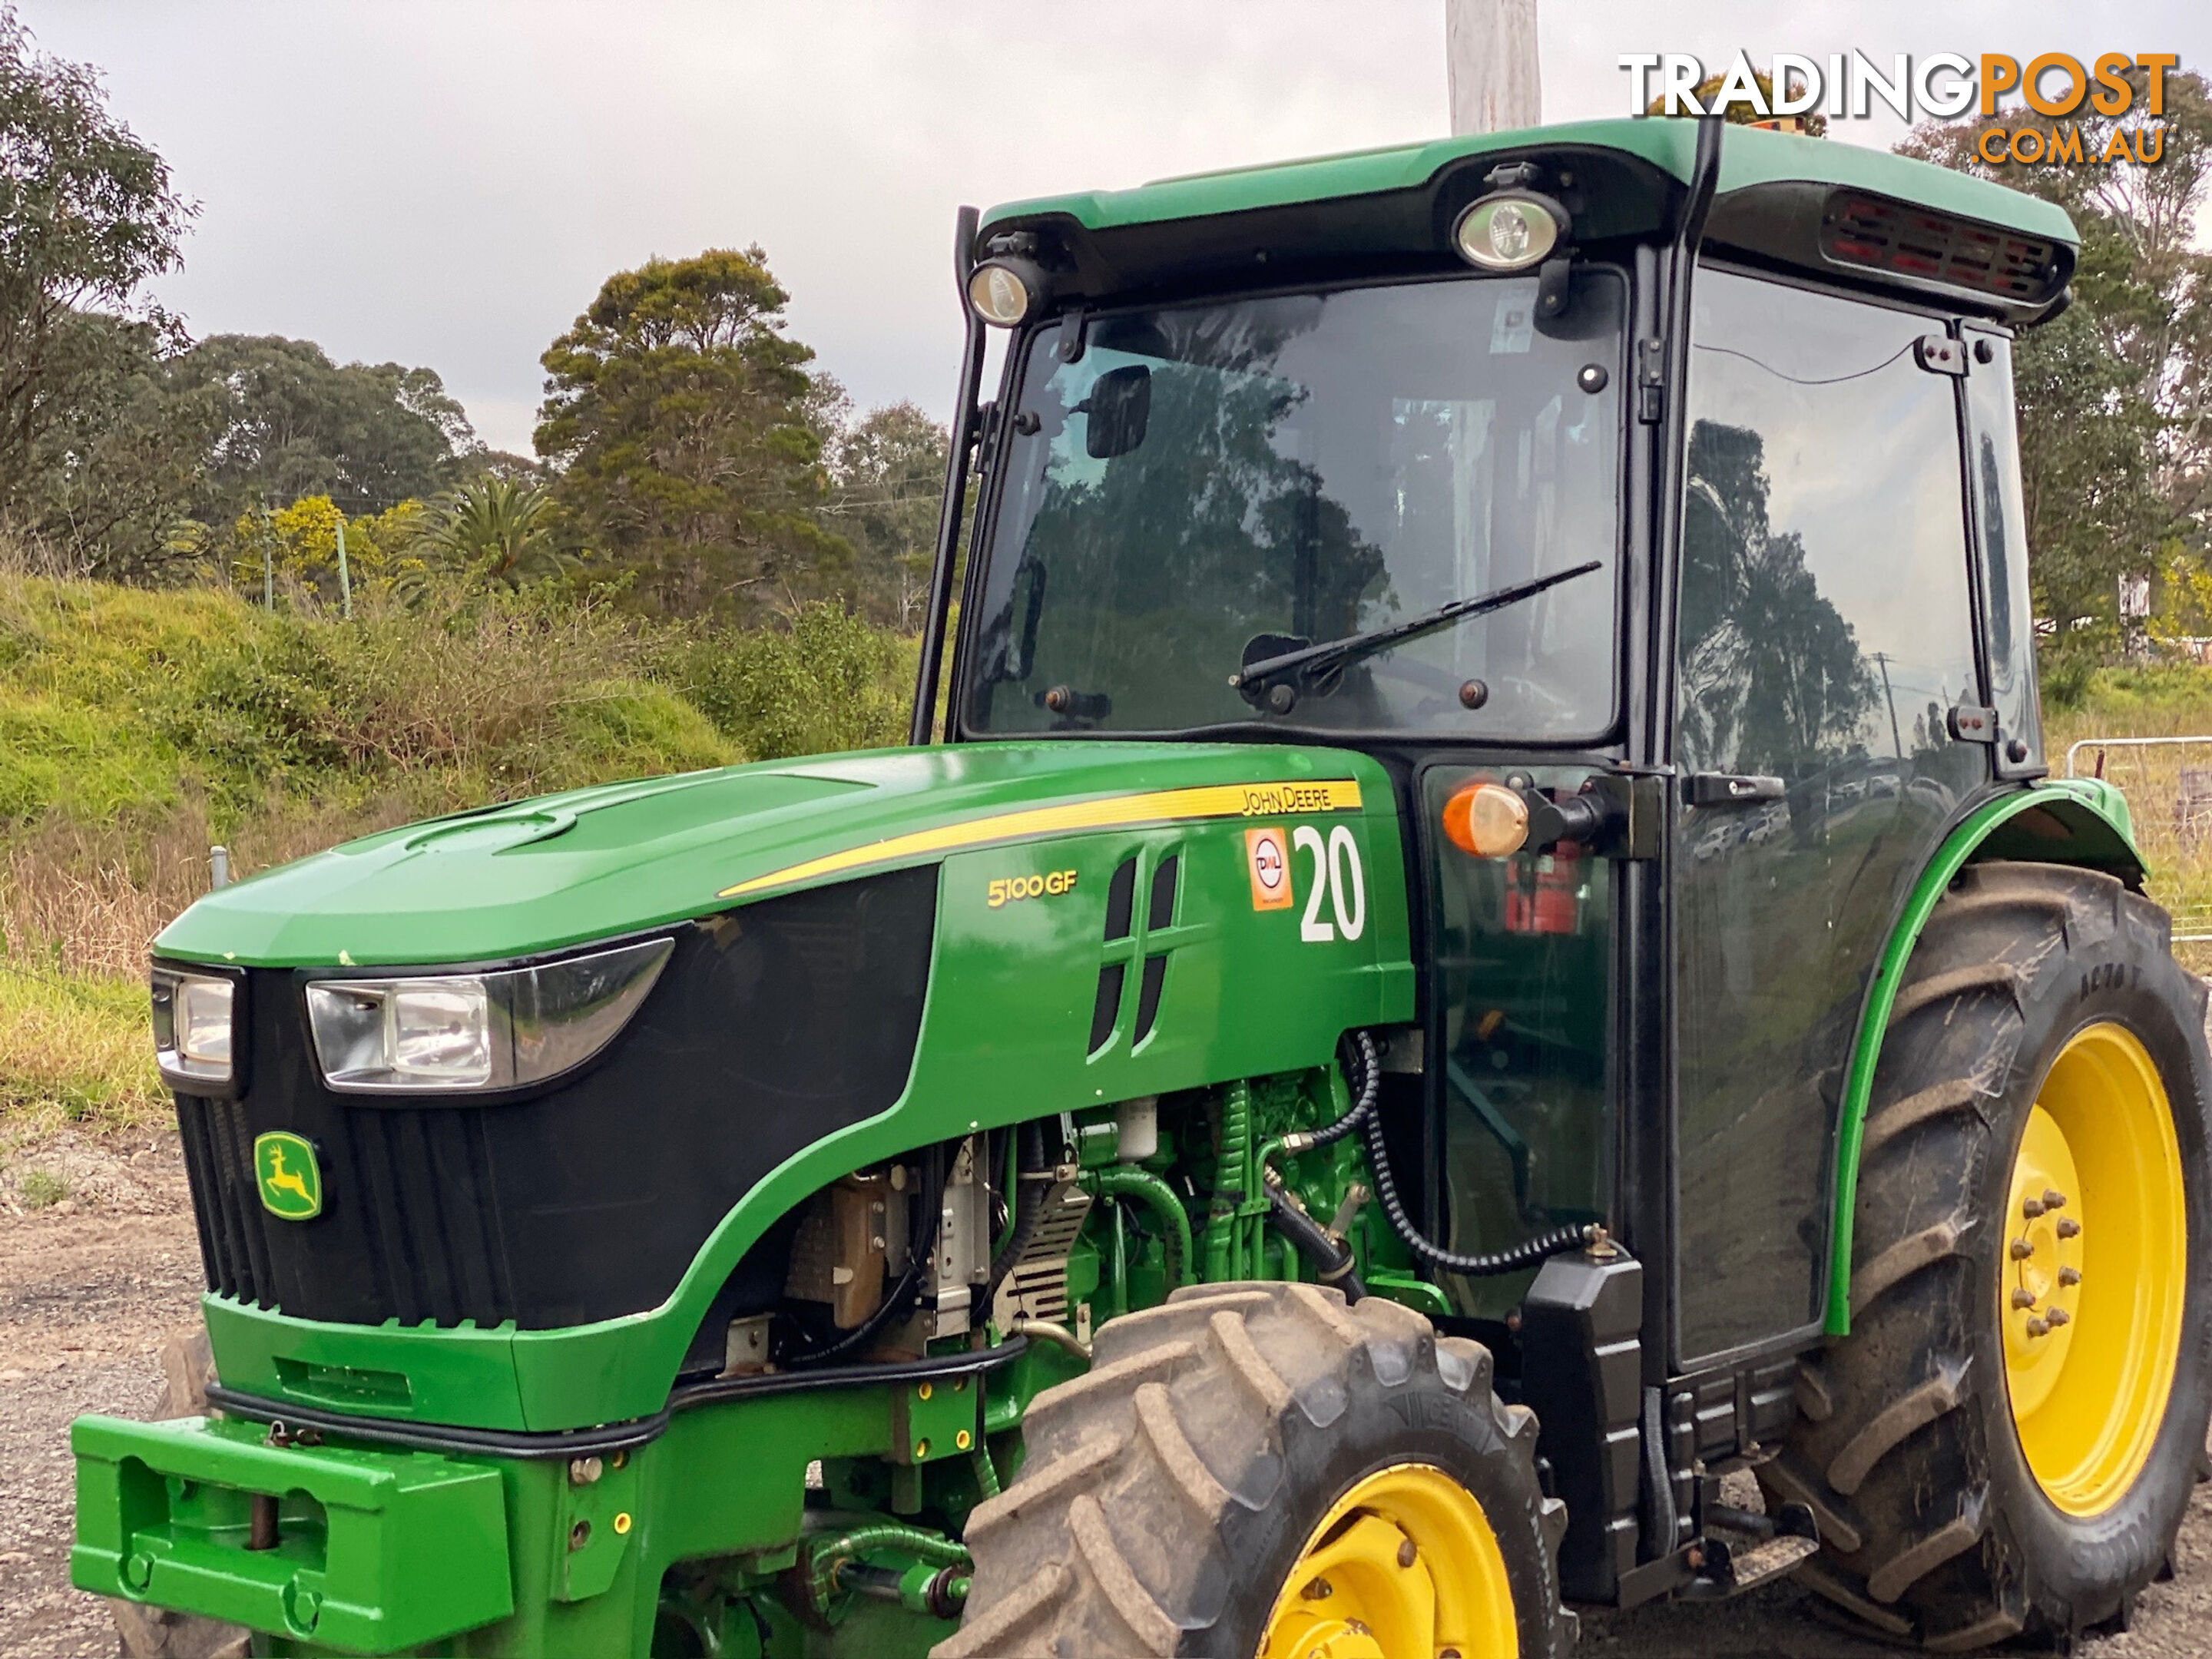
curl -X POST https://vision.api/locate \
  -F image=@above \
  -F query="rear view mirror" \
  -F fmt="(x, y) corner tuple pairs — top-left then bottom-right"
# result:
(1078, 365), (1151, 459)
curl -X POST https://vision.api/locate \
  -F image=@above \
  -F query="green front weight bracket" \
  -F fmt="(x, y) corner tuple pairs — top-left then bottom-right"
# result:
(71, 1413), (512, 1651)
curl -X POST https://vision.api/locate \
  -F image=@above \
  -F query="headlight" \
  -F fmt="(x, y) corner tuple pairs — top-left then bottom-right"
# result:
(966, 256), (1050, 327)
(151, 968), (237, 1090)
(1452, 191), (1568, 271)
(305, 936), (672, 1094)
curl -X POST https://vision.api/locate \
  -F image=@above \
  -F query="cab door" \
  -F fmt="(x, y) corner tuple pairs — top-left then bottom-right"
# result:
(1423, 760), (1615, 1321)
(1667, 266), (1988, 1366)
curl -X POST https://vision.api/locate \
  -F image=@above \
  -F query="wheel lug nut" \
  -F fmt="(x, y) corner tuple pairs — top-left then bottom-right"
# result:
(2059, 1267), (2081, 1287)
(2045, 1306), (2071, 1327)
(2043, 1189), (2066, 1210)
(2027, 1317), (2051, 1337)
(2012, 1288), (2038, 1310)
(2057, 1217), (2081, 1239)
(2010, 1237), (2036, 1260)
(2022, 1197), (2045, 1219)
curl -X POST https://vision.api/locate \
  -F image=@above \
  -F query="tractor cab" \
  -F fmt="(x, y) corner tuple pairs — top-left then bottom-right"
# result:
(931, 116), (2081, 1368)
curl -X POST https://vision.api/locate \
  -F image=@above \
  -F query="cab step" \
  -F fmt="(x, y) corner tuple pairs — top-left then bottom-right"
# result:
(1677, 1502), (1821, 1601)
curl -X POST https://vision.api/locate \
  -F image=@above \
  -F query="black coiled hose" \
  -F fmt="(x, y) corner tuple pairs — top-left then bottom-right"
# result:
(1347, 1031), (1598, 1277)
(793, 1144), (948, 1367)
(1283, 1031), (1382, 1154)
(982, 1120), (1049, 1310)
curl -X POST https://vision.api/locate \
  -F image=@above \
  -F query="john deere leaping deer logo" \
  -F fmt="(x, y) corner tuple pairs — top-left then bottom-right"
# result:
(253, 1132), (323, 1220)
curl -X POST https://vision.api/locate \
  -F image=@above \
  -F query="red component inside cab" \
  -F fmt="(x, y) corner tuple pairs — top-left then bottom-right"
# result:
(1506, 841), (1583, 935)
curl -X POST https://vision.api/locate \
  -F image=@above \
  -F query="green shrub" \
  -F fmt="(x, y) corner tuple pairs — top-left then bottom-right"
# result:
(556, 681), (734, 781)
(672, 602), (914, 761)
(2038, 651), (2095, 713)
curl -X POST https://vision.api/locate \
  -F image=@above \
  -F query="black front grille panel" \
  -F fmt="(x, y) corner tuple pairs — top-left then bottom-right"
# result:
(170, 866), (939, 1331)
(178, 1095), (522, 1327)
(177, 1094), (271, 1306)
(340, 1104), (518, 1327)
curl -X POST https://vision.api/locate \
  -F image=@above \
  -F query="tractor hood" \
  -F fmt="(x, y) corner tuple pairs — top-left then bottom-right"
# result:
(155, 741), (1392, 968)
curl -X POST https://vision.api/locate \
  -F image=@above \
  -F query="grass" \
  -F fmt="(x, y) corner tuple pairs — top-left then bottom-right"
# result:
(17, 1167), (69, 1209)
(2045, 664), (2212, 974)
(0, 557), (916, 1144)
(0, 958), (165, 1150)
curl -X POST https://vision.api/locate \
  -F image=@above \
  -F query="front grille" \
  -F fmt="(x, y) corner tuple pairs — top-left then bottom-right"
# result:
(170, 866), (938, 1330)
(180, 1097), (523, 1327)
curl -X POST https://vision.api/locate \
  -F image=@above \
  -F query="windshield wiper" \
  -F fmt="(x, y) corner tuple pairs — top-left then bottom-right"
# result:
(1228, 560), (1604, 700)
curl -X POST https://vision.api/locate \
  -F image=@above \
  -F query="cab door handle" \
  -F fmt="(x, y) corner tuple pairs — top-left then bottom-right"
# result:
(1684, 773), (1785, 807)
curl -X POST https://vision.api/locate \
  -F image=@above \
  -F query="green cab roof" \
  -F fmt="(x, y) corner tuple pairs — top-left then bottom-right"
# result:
(982, 117), (2076, 249)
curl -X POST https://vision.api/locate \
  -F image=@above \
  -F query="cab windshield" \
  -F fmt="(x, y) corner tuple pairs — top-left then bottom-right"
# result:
(964, 270), (1624, 740)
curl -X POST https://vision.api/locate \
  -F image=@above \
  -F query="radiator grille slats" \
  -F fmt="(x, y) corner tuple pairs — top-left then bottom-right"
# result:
(180, 1095), (520, 1326)
(176, 1095), (244, 1300)
(341, 1107), (516, 1327)
(179, 1096), (273, 1307)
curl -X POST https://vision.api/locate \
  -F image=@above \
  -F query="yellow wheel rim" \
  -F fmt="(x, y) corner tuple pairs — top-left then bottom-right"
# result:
(1257, 1462), (1517, 1659)
(2001, 1021), (2187, 1517)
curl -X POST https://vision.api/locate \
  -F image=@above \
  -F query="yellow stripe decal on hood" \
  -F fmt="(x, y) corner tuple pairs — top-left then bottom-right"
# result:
(717, 778), (1363, 899)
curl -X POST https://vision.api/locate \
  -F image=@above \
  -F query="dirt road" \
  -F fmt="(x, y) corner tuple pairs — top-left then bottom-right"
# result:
(5, 1135), (2211, 1657)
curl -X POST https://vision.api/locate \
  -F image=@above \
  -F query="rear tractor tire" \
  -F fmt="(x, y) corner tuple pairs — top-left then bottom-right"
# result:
(1761, 861), (2212, 1650)
(939, 1280), (1575, 1659)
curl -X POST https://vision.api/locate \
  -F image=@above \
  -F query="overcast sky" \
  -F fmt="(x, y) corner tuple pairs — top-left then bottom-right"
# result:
(26, 2), (2211, 455)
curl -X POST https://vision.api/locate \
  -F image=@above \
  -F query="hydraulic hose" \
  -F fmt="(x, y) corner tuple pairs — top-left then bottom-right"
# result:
(1257, 1030), (1383, 1183)
(1297, 1032), (1383, 1151)
(1348, 1030), (1599, 1278)
(793, 1144), (948, 1367)
(1264, 1184), (1366, 1302)
(807, 1522), (969, 1615)
(1088, 1165), (1194, 1290)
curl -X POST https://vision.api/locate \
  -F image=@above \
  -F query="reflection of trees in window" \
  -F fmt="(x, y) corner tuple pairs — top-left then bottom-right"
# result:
(1677, 420), (1876, 777)
(1020, 359), (1386, 675)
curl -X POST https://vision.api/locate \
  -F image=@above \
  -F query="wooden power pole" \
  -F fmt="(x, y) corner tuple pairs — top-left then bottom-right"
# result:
(1445, 0), (1540, 135)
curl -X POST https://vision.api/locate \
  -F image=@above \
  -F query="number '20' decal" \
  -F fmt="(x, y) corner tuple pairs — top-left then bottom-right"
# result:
(1292, 824), (1366, 943)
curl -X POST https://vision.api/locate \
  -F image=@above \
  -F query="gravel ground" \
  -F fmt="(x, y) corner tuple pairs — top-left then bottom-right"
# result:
(2, 1133), (200, 1659)
(3, 1134), (2210, 1657)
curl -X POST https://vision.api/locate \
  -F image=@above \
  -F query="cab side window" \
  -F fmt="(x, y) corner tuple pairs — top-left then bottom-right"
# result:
(1671, 266), (1985, 1362)
(1962, 329), (2043, 773)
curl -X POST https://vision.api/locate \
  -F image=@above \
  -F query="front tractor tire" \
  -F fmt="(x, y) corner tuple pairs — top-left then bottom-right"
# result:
(939, 1282), (1574, 1659)
(1763, 861), (2212, 1649)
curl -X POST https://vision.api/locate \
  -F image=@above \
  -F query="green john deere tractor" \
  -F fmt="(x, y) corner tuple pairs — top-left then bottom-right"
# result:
(73, 114), (2212, 1657)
